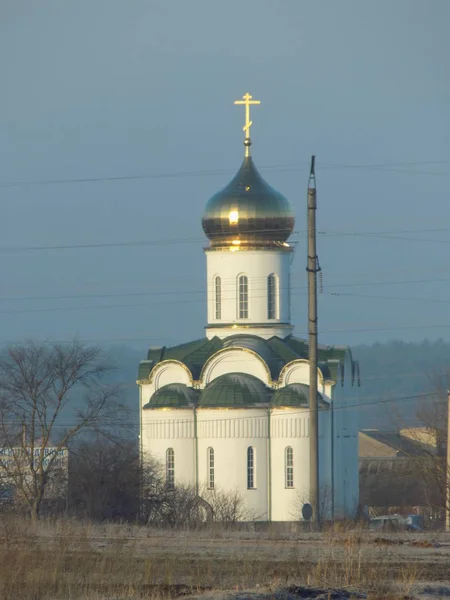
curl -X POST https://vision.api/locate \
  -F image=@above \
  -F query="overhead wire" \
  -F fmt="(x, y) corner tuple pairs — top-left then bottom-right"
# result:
(1, 158), (450, 189)
(2, 225), (450, 254)
(1, 283), (450, 317)
(3, 274), (450, 304)
(3, 391), (437, 429)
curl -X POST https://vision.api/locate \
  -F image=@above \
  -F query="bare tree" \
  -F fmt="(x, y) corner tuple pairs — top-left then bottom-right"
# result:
(145, 483), (200, 528)
(201, 486), (248, 523)
(70, 440), (165, 522)
(407, 392), (448, 525)
(0, 342), (125, 521)
(389, 370), (449, 526)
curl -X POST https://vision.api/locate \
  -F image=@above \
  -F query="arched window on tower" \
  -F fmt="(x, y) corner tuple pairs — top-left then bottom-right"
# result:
(238, 275), (249, 319)
(267, 273), (278, 319)
(285, 446), (294, 488)
(207, 447), (215, 489)
(166, 448), (175, 489)
(247, 446), (255, 489)
(214, 276), (221, 320)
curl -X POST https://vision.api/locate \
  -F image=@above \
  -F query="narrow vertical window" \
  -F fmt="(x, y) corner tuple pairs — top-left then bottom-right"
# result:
(207, 447), (215, 489)
(287, 270), (291, 322)
(238, 275), (249, 319)
(247, 446), (255, 489)
(267, 274), (278, 319)
(215, 276), (221, 320)
(285, 446), (294, 488)
(166, 448), (175, 489)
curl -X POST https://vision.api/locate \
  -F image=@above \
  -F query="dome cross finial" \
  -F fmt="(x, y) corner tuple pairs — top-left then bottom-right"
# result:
(234, 92), (261, 157)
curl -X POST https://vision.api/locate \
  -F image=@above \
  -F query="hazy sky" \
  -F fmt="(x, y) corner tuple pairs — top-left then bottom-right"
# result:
(1, 0), (450, 350)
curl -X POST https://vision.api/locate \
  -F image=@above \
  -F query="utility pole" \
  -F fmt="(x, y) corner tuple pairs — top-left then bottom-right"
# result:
(307, 155), (320, 528)
(446, 390), (450, 532)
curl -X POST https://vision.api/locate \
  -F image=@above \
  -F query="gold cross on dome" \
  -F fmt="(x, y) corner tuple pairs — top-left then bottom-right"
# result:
(234, 92), (261, 156)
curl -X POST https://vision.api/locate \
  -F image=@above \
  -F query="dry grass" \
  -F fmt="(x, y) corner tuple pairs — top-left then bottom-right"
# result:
(0, 515), (447, 600)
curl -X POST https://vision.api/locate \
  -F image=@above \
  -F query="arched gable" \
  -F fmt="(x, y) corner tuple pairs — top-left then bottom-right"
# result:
(148, 360), (193, 390)
(278, 359), (324, 388)
(199, 347), (272, 387)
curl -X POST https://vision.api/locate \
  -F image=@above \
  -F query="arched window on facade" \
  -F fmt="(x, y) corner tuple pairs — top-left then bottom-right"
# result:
(207, 447), (215, 489)
(247, 446), (255, 489)
(267, 273), (278, 319)
(214, 276), (221, 320)
(166, 448), (175, 489)
(238, 275), (249, 319)
(285, 446), (294, 488)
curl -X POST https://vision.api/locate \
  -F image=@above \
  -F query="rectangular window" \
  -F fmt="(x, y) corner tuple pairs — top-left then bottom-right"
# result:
(247, 446), (255, 489)
(166, 448), (175, 489)
(268, 274), (277, 319)
(207, 447), (214, 489)
(285, 446), (294, 488)
(215, 277), (221, 320)
(239, 276), (248, 319)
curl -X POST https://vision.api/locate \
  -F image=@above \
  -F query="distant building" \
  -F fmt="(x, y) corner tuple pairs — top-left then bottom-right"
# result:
(0, 444), (68, 507)
(138, 94), (360, 523)
(359, 429), (441, 521)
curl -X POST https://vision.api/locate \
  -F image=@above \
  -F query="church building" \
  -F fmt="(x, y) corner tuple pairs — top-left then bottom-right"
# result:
(138, 94), (359, 522)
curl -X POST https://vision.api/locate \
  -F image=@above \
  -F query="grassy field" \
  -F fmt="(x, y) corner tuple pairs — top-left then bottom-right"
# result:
(0, 516), (449, 600)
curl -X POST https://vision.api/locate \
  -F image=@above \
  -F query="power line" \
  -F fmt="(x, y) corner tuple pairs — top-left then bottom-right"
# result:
(3, 391), (435, 429)
(326, 291), (450, 306)
(2, 226), (450, 254)
(2, 286), (450, 315)
(0, 162), (307, 189)
(321, 159), (450, 170)
(2, 158), (450, 189)
(1, 274), (450, 305)
(0, 233), (302, 254)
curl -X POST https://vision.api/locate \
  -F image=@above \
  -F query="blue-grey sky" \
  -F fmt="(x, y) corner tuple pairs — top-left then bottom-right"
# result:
(1, 0), (450, 350)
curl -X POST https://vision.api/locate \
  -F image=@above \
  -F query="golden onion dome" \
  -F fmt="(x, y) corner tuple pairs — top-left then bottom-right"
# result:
(202, 156), (295, 248)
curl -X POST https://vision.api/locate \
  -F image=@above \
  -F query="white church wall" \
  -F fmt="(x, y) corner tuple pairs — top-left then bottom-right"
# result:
(197, 408), (269, 521)
(139, 383), (155, 408)
(205, 249), (293, 339)
(270, 408), (310, 521)
(270, 407), (332, 522)
(141, 409), (196, 488)
(149, 360), (193, 390)
(139, 361), (194, 407)
(200, 348), (271, 386)
(138, 361), (193, 409)
(278, 360), (325, 395)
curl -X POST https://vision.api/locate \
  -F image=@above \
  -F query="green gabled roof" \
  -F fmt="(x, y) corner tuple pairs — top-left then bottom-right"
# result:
(182, 337), (223, 378)
(272, 383), (328, 408)
(199, 373), (271, 408)
(139, 360), (157, 381)
(266, 336), (300, 364)
(139, 334), (353, 385)
(282, 336), (309, 358)
(143, 383), (198, 409)
(145, 338), (220, 380)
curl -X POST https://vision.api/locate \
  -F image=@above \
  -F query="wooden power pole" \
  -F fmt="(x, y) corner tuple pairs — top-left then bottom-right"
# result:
(307, 155), (320, 528)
